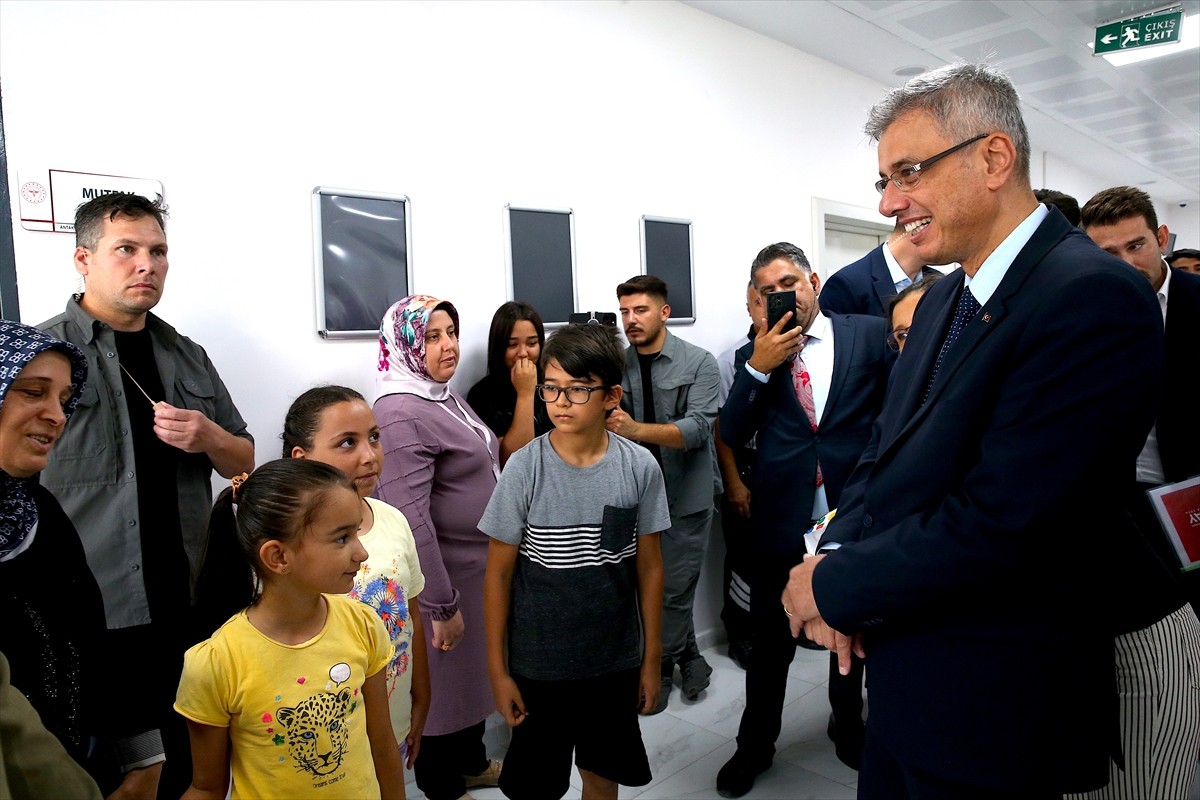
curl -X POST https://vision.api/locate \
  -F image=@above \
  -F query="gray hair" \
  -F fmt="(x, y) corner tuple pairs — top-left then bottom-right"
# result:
(864, 62), (1030, 184)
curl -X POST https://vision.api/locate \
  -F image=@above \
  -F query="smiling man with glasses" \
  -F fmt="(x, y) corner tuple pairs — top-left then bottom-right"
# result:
(780, 62), (1173, 799)
(873, 132), (989, 195)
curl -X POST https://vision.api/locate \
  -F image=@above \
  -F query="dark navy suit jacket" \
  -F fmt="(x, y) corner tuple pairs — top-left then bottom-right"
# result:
(814, 209), (1165, 792)
(1161, 268), (1200, 483)
(821, 243), (941, 318)
(1161, 268), (1200, 612)
(719, 312), (890, 564)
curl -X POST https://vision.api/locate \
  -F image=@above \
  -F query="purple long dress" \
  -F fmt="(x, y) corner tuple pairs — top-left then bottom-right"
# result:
(373, 389), (499, 736)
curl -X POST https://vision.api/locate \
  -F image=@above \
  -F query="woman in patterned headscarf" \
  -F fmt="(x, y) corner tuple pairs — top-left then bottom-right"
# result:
(0, 321), (133, 793)
(373, 296), (503, 800)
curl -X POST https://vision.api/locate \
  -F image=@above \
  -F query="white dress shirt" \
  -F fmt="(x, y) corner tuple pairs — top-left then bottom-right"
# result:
(743, 310), (836, 518)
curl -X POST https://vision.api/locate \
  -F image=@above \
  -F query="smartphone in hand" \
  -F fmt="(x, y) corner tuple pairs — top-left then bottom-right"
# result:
(766, 290), (798, 334)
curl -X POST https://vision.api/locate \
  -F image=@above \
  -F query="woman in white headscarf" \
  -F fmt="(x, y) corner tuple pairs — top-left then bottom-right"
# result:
(373, 296), (502, 800)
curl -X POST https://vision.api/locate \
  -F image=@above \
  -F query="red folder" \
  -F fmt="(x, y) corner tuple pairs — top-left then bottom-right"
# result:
(1147, 475), (1200, 571)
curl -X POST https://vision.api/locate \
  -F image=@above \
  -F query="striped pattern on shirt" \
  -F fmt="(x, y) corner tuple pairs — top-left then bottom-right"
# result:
(518, 523), (638, 570)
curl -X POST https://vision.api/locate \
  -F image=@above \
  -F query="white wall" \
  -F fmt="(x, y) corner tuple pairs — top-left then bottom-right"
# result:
(1, 0), (891, 430)
(1163, 203), (1200, 251)
(0, 0), (1137, 650)
(1037, 150), (1200, 247)
(1035, 150), (1107, 208)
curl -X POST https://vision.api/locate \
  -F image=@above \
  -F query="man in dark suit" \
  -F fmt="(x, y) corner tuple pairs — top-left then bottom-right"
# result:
(1082, 185), (1200, 612)
(1035, 188), (1081, 227)
(715, 243), (891, 797)
(783, 64), (1165, 798)
(820, 222), (941, 318)
(1079, 185), (1200, 799)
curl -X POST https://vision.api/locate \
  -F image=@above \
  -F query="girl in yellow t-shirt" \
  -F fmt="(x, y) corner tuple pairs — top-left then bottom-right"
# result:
(176, 459), (406, 800)
(283, 385), (429, 767)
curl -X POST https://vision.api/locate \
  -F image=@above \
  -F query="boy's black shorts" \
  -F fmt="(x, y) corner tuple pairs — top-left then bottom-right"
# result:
(499, 667), (652, 799)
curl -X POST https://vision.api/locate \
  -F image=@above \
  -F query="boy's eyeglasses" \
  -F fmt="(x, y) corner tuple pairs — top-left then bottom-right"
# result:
(536, 384), (611, 404)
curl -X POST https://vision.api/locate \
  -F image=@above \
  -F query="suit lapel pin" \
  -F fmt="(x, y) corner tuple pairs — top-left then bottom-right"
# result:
(982, 312), (991, 323)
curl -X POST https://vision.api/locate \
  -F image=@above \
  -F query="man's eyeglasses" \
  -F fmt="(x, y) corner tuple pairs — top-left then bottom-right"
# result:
(874, 133), (989, 195)
(885, 329), (909, 352)
(536, 384), (611, 404)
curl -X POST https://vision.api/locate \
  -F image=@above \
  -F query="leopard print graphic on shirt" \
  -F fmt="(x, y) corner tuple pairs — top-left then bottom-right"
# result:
(276, 687), (353, 777)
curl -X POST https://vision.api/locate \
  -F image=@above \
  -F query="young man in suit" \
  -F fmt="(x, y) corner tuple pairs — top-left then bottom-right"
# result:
(820, 221), (941, 318)
(1082, 185), (1200, 609)
(716, 243), (891, 796)
(1079, 185), (1200, 800)
(783, 63), (1167, 798)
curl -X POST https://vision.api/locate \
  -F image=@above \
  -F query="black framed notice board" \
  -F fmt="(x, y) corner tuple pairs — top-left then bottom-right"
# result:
(506, 205), (577, 325)
(312, 187), (413, 339)
(641, 216), (695, 324)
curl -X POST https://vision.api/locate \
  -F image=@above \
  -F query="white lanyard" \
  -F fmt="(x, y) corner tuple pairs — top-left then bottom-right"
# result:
(436, 396), (500, 481)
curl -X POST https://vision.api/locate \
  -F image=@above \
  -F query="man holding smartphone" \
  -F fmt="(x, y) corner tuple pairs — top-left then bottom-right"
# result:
(716, 243), (891, 797)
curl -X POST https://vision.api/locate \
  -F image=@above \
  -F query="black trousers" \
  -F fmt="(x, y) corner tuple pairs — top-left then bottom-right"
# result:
(103, 620), (192, 800)
(414, 720), (490, 800)
(859, 725), (1062, 800)
(735, 552), (865, 761)
(827, 650), (866, 759)
(718, 492), (754, 647)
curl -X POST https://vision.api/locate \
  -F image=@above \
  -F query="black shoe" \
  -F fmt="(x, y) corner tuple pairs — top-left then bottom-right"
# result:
(728, 638), (752, 671)
(680, 654), (712, 700)
(716, 750), (771, 798)
(827, 713), (864, 771)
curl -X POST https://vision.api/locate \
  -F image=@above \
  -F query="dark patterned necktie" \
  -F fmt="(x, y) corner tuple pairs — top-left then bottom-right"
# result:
(922, 286), (981, 404)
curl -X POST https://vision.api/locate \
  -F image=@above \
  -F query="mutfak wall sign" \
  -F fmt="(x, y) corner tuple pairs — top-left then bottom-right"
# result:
(1094, 8), (1184, 55)
(18, 168), (164, 233)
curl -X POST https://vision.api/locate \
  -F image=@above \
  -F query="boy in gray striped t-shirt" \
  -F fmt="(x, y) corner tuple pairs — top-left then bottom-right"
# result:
(481, 323), (669, 800)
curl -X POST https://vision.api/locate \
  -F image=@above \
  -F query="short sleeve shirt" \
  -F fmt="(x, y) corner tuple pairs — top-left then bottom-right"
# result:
(477, 433), (670, 681)
(351, 498), (425, 742)
(175, 595), (391, 800)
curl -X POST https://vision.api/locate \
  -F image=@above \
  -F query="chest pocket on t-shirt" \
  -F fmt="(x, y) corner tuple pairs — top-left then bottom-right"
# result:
(600, 505), (637, 553)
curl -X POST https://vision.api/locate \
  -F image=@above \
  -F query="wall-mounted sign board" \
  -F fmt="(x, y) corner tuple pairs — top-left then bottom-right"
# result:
(641, 216), (695, 325)
(312, 187), (413, 339)
(18, 169), (163, 233)
(505, 205), (577, 325)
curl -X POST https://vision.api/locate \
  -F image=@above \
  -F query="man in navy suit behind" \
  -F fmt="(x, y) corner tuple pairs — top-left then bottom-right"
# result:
(821, 222), (940, 318)
(715, 243), (891, 797)
(783, 63), (1165, 798)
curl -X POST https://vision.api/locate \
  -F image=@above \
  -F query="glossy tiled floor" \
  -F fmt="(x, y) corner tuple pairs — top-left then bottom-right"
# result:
(405, 644), (858, 800)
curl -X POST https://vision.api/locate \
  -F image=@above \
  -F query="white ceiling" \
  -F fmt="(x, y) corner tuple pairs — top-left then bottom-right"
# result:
(682, 0), (1200, 204)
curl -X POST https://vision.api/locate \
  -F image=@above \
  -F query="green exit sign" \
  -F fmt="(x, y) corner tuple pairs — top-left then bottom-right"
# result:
(1095, 9), (1184, 54)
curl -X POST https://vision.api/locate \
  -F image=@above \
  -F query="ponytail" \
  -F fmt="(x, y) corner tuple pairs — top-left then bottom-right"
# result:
(194, 487), (257, 638)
